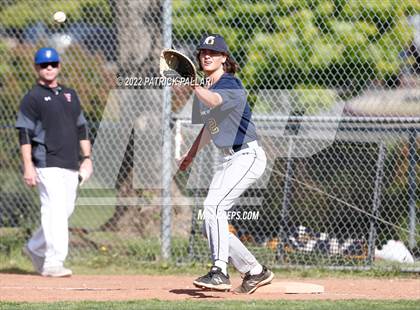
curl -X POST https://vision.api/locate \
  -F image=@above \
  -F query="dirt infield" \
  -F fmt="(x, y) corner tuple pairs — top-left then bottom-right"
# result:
(0, 274), (419, 302)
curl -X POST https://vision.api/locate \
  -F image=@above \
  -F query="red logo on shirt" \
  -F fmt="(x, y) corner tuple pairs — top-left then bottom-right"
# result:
(64, 93), (72, 102)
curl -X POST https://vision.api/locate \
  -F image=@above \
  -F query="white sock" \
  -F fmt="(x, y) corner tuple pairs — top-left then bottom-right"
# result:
(249, 263), (263, 275)
(214, 260), (228, 276)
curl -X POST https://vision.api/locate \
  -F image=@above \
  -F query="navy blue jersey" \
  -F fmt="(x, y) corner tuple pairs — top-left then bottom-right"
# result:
(192, 73), (258, 148)
(16, 83), (88, 170)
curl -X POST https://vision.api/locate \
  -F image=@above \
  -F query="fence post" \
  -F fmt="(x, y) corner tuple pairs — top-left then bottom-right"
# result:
(367, 141), (386, 264)
(408, 129), (418, 250)
(277, 139), (295, 262)
(161, 0), (173, 260)
(277, 113), (302, 262)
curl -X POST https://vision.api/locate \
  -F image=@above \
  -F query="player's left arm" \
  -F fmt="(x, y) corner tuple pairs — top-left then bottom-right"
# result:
(193, 85), (222, 108)
(79, 138), (93, 184)
(79, 139), (91, 158)
(76, 96), (93, 182)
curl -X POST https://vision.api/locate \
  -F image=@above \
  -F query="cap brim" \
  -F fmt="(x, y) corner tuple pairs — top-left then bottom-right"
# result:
(35, 60), (60, 64)
(197, 45), (228, 54)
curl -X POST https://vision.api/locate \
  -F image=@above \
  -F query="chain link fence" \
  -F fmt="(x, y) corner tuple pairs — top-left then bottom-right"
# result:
(1, 0), (419, 270)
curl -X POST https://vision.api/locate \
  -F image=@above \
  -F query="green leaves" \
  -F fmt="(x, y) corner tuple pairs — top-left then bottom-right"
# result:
(0, 0), (111, 28)
(174, 0), (414, 103)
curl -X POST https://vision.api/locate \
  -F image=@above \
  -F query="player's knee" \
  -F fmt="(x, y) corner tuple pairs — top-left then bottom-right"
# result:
(203, 199), (217, 216)
(202, 206), (216, 221)
(203, 196), (216, 208)
(204, 197), (232, 211)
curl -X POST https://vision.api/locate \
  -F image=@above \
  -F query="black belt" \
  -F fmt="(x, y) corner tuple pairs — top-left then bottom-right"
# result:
(221, 141), (259, 156)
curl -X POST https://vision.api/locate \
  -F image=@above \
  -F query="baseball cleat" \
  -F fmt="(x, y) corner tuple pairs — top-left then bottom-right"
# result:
(193, 266), (232, 291)
(22, 245), (44, 274)
(41, 266), (72, 277)
(233, 265), (274, 294)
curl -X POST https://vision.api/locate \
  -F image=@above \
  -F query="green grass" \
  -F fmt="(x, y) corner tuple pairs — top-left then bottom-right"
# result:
(69, 204), (116, 229)
(70, 188), (118, 228)
(1, 226), (419, 278)
(0, 300), (419, 310)
(2, 247), (419, 279)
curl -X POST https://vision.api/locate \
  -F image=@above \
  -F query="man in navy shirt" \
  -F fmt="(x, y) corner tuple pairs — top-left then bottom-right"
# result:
(178, 34), (274, 294)
(16, 47), (92, 277)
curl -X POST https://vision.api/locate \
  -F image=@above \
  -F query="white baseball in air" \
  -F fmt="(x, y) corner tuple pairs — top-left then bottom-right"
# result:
(53, 11), (66, 23)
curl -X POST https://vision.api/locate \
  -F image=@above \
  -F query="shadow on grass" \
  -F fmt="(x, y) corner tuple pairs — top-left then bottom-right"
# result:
(0, 267), (35, 275)
(170, 288), (224, 299)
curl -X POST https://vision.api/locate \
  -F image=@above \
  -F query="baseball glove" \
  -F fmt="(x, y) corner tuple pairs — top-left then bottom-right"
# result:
(160, 48), (197, 80)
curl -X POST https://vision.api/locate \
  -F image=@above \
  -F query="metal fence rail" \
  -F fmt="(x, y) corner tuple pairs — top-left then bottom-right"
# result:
(0, 0), (419, 271)
(177, 115), (419, 268)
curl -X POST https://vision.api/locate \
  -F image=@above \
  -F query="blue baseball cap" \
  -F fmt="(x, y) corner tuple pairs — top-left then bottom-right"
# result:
(34, 47), (60, 64)
(197, 34), (229, 54)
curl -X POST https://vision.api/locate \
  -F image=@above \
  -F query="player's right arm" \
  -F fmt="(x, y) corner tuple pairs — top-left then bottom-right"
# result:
(20, 143), (37, 187)
(178, 126), (211, 171)
(16, 93), (39, 187)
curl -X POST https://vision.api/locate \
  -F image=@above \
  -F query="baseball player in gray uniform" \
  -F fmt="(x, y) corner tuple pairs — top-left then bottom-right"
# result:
(16, 47), (92, 277)
(178, 34), (274, 294)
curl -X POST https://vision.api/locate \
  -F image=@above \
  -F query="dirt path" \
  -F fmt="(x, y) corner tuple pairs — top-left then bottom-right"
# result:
(1, 274), (419, 302)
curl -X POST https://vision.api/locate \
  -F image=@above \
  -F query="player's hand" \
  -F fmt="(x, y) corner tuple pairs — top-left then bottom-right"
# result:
(23, 164), (38, 187)
(177, 153), (194, 171)
(190, 79), (201, 90)
(79, 158), (93, 185)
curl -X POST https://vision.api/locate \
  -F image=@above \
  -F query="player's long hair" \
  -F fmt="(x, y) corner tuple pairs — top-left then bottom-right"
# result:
(196, 52), (239, 75)
(223, 55), (239, 74)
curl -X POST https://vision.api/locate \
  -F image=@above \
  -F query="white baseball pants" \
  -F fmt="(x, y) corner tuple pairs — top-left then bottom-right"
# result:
(27, 167), (78, 268)
(203, 144), (267, 274)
